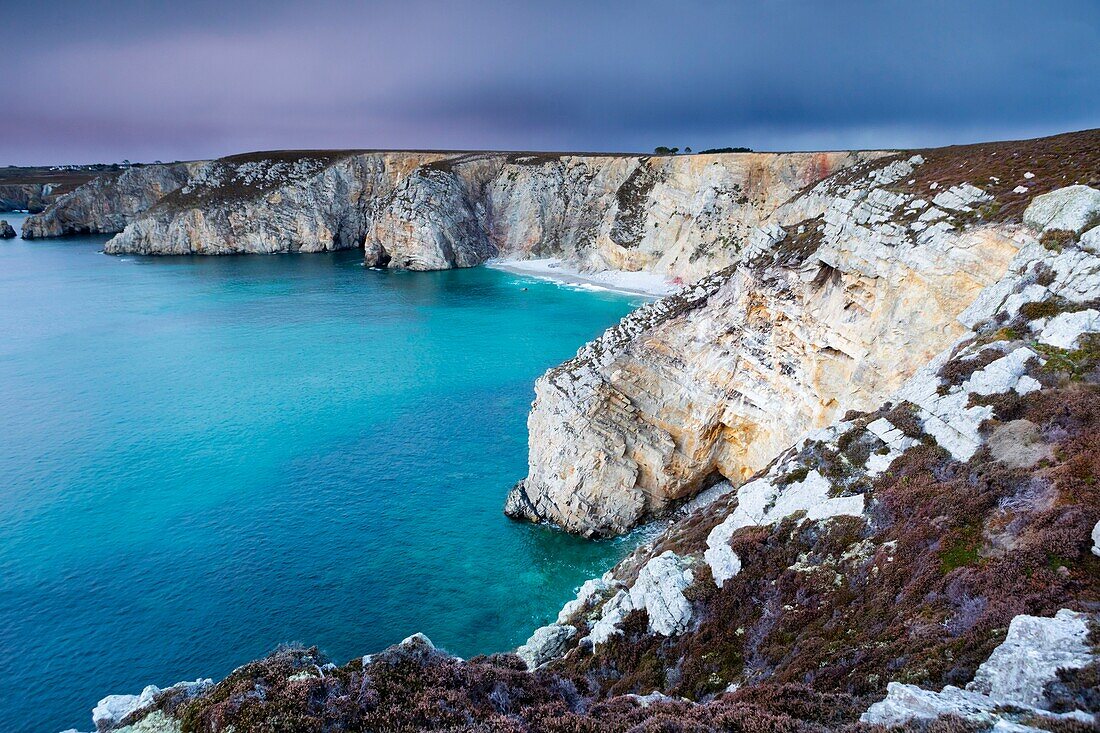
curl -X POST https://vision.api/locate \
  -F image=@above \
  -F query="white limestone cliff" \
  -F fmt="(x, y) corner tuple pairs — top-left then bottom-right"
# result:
(507, 156), (1027, 536)
(522, 217), (1100, 680)
(74, 149), (875, 281)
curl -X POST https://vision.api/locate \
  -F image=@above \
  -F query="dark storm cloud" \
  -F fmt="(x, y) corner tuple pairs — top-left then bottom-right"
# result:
(2, 0), (1097, 164)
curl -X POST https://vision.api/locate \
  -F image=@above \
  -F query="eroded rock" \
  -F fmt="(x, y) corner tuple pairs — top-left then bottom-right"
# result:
(516, 624), (576, 670)
(1023, 184), (1100, 234)
(861, 609), (1096, 727)
(513, 154), (1022, 535)
(23, 164), (196, 239)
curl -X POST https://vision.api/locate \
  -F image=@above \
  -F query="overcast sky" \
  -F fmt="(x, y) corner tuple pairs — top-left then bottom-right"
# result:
(3, 0), (1098, 165)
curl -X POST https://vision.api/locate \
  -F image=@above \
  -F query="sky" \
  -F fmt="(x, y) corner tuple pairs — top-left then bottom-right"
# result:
(2, 0), (1098, 165)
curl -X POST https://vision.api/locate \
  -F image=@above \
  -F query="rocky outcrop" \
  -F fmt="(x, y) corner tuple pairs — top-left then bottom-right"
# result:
(0, 166), (113, 213)
(0, 183), (53, 213)
(365, 157), (500, 268)
(0, 220), (15, 239)
(22, 163), (197, 239)
(861, 609), (1095, 728)
(1023, 184), (1100, 234)
(85, 679), (210, 733)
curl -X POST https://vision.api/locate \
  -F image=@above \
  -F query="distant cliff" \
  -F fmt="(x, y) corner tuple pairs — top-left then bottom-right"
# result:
(0, 182), (53, 213)
(21, 163), (198, 238)
(0, 165), (110, 213)
(27, 147), (876, 283)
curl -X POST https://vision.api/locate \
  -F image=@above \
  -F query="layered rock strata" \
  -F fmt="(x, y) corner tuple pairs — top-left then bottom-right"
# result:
(30, 148), (874, 278)
(509, 130), (1100, 536)
(507, 153), (1030, 536)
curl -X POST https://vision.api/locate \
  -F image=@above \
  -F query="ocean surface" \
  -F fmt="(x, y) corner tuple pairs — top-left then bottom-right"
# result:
(0, 212), (646, 733)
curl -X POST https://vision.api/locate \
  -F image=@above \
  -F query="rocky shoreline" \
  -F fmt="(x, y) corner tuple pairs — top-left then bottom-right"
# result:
(27, 129), (1100, 733)
(76, 186), (1100, 729)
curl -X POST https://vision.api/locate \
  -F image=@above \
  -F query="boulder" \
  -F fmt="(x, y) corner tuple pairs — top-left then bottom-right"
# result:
(1023, 185), (1100, 234)
(0, 220), (15, 238)
(93, 686), (161, 732)
(1081, 225), (1100, 254)
(627, 551), (695, 636)
(91, 679), (211, 732)
(516, 623), (576, 669)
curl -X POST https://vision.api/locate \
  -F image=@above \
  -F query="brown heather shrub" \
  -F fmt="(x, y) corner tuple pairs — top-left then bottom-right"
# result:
(894, 128), (1100, 225)
(1040, 229), (1078, 251)
(556, 381), (1098, 720)
(881, 402), (926, 439)
(937, 348), (1004, 388)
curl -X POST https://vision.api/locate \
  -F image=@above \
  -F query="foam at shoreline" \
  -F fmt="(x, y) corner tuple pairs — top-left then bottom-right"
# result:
(486, 257), (677, 297)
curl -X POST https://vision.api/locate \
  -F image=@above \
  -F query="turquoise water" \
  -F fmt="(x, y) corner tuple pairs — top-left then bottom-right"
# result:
(0, 213), (643, 733)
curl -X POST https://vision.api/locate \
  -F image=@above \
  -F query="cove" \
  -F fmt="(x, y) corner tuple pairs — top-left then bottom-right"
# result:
(0, 213), (644, 733)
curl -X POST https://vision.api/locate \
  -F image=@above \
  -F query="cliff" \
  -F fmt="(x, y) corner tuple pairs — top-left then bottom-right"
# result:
(363, 150), (875, 278)
(507, 129), (1100, 536)
(76, 180), (1100, 733)
(28, 147), (875, 281)
(0, 182), (54, 213)
(21, 163), (198, 238)
(0, 165), (108, 213)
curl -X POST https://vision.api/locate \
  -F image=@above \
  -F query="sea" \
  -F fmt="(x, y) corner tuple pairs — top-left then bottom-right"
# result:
(0, 211), (646, 732)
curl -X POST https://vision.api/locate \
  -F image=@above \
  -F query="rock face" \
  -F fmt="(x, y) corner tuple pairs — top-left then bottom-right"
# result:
(1023, 184), (1100, 234)
(0, 220), (15, 239)
(0, 165), (109, 213)
(861, 609), (1095, 728)
(33, 148), (874, 276)
(0, 183), (53, 213)
(91, 679), (210, 732)
(515, 623), (576, 670)
(22, 163), (197, 239)
(507, 152), (1024, 536)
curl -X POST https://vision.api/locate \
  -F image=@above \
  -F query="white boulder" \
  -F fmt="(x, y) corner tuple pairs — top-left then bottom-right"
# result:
(92, 679), (210, 732)
(516, 623), (577, 669)
(556, 577), (612, 623)
(1082, 225), (1100, 254)
(1038, 309), (1100, 350)
(628, 551), (695, 636)
(970, 609), (1093, 707)
(93, 688), (159, 732)
(1023, 185), (1100, 234)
